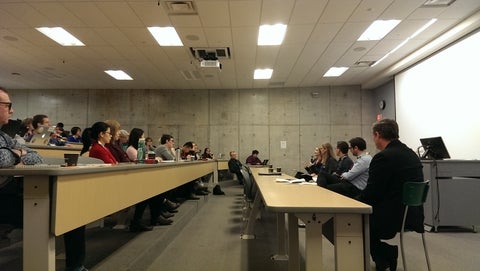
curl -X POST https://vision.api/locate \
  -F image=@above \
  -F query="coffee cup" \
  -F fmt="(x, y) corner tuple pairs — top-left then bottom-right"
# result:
(276, 167), (281, 173)
(269, 164), (273, 168)
(64, 153), (79, 166)
(268, 168), (274, 173)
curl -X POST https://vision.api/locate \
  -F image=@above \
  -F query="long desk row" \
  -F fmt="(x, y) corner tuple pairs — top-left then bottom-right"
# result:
(0, 161), (218, 271)
(244, 167), (372, 271)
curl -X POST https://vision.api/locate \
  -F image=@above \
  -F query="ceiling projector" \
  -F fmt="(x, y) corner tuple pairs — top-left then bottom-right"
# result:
(200, 59), (221, 68)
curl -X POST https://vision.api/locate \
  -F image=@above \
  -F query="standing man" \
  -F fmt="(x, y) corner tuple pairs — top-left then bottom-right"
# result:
(359, 119), (424, 271)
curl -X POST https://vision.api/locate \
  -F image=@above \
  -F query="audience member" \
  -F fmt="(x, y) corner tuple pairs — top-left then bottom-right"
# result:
(155, 134), (176, 160)
(118, 129), (129, 151)
(334, 141), (354, 175)
(179, 141), (207, 199)
(228, 151), (244, 185)
(317, 137), (371, 199)
(145, 137), (156, 151)
(126, 128), (173, 228)
(245, 149), (262, 165)
(21, 117), (35, 142)
(103, 120), (131, 229)
(67, 127), (82, 143)
(359, 119), (424, 271)
(56, 122), (69, 137)
(32, 114), (71, 146)
(201, 147), (214, 160)
(317, 142), (337, 174)
(0, 87), (86, 271)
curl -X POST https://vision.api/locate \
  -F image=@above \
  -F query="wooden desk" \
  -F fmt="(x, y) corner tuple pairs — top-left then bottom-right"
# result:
(243, 168), (372, 271)
(0, 161), (217, 271)
(28, 144), (83, 157)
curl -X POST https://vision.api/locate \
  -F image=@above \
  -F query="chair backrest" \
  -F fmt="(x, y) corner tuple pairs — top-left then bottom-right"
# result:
(402, 180), (430, 207)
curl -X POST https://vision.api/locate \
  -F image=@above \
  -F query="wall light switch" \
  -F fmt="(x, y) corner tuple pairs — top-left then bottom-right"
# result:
(281, 141), (287, 149)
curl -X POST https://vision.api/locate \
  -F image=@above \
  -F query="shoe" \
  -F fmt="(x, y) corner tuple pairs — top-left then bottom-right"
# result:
(298, 222), (306, 228)
(155, 216), (173, 226)
(375, 246), (398, 271)
(129, 223), (153, 232)
(195, 190), (209, 196)
(187, 193), (200, 200)
(166, 199), (180, 210)
(160, 210), (174, 218)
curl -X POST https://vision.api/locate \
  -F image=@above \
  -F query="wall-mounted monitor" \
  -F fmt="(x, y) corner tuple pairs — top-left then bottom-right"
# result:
(419, 136), (450, 160)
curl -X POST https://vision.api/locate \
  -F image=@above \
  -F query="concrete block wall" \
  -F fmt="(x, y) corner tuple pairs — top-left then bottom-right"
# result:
(10, 85), (377, 173)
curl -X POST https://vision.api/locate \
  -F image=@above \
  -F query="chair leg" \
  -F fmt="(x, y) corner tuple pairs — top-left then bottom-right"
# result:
(400, 230), (407, 271)
(421, 232), (432, 271)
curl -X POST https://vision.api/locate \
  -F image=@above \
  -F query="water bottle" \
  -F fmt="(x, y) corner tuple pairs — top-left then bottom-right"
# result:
(137, 138), (145, 162)
(175, 148), (181, 161)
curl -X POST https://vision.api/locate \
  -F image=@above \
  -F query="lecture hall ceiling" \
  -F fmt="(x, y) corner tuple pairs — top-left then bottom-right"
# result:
(0, 0), (479, 90)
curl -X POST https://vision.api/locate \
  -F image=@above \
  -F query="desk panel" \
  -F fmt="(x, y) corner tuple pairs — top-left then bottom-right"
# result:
(245, 168), (371, 271)
(0, 161), (216, 271)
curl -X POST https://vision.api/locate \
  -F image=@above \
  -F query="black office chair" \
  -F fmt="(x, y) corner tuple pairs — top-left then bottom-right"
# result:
(240, 166), (254, 201)
(400, 180), (432, 271)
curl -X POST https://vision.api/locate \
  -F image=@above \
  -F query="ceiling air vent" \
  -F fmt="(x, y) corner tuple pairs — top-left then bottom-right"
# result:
(161, 1), (197, 15)
(354, 60), (376, 67)
(180, 70), (201, 80)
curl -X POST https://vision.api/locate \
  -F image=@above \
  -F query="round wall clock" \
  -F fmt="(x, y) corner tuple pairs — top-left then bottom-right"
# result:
(378, 100), (386, 110)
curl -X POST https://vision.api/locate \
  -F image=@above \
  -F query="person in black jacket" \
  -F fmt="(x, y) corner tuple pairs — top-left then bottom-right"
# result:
(359, 119), (424, 271)
(228, 151), (244, 184)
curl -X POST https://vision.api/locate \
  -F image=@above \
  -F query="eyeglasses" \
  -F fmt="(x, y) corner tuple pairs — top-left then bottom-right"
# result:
(105, 131), (111, 135)
(0, 102), (12, 110)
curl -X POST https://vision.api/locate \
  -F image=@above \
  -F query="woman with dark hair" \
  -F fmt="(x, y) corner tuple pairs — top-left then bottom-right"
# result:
(126, 128), (173, 230)
(201, 147), (214, 160)
(81, 122), (117, 164)
(125, 128), (144, 161)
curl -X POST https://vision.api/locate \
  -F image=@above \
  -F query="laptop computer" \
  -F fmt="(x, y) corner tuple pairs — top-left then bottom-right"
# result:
(261, 159), (269, 165)
(29, 126), (53, 146)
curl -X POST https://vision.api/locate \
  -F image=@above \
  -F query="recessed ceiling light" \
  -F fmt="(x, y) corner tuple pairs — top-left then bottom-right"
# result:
(36, 27), (85, 46)
(323, 67), (348, 77)
(258, 24), (287, 46)
(148, 27), (183, 46)
(372, 19), (437, 67)
(104, 70), (133, 80)
(358, 20), (401, 41)
(254, 68), (273, 79)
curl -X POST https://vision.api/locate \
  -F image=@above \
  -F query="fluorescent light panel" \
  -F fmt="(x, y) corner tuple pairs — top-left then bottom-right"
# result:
(372, 19), (437, 67)
(254, 69), (273, 79)
(148, 27), (183, 46)
(358, 20), (401, 41)
(323, 67), (348, 77)
(36, 27), (84, 46)
(258, 24), (287, 45)
(105, 70), (133, 80)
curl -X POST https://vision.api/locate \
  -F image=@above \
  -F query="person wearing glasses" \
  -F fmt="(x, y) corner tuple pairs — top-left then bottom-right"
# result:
(0, 87), (87, 271)
(81, 122), (117, 164)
